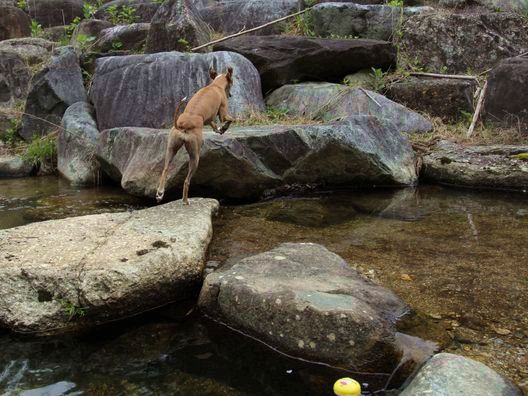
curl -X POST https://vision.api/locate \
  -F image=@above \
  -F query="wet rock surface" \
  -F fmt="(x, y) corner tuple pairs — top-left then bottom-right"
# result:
(95, 118), (417, 200)
(90, 51), (264, 130)
(214, 35), (396, 93)
(266, 82), (432, 134)
(421, 140), (528, 191)
(0, 198), (218, 334)
(199, 242), (413, 373)
(400, 353), (522, 395)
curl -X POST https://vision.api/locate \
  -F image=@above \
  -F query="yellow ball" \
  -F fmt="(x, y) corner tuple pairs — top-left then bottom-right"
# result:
(333, 377), (361, 396)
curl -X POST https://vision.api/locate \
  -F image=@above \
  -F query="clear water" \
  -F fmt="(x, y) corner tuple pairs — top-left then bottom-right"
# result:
(1, 177), (527, 394)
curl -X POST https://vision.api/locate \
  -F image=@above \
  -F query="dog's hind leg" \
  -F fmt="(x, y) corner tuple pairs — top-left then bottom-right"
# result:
(209, 120), (221, 134)
(156, 128), (185, 203)
(182, 135), (202, 205)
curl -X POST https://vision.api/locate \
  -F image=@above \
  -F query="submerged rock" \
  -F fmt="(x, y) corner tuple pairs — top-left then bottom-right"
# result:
(0, 198), (218, 334)
(214, 35), (396, 93)
(21, 46), (87, 141)
(96, 118), (418, 200)
(400, 353), (522, 395)
(266, 82), (432, 134)
(59, 102), (101, 186)
(90, 51), (264, 130)
(422, 140), (528, 191)
(400, 13), (528, 73)
(199, 243), (414, 373)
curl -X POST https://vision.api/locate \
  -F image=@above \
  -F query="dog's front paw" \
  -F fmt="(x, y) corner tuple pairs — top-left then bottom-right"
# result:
(155, 190), (164, 203)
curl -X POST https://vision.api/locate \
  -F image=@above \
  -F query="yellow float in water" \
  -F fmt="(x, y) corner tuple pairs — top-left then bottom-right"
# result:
(333, 377), (361, 396)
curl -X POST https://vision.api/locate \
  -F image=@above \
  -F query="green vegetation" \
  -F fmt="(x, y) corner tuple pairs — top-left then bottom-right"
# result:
(30, 21), (43, 38)
(58, 298), (88, 319)
(282, 12), (315, 37)
(111, 40), (123, 50)
(16, 0), (27, 11)
(370, 67), (387, 92)
(237, 107), (318, 127)
(177, 38), (191, 52)
(82, 2), (98, 19)
(1, 119), (21, 147)
(22, 134), (57, 167)
(75, 34), (96, 51)
(107, 5), (139, 25)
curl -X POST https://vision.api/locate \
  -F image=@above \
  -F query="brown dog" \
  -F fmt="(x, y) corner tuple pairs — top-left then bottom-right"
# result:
(156, 67), (235, 204)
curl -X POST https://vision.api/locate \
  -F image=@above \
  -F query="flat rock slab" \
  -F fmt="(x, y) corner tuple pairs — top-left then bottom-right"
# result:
(90, 51), (264, 131)
(266, 82), (432, 134)
(214, 35), (396, 93)
(422, 140), (528, 191)
(0, 198), (219, 334)
(400, 353), (522, 396)
(198, 243), (410, 372)
(96, 117), (418, 200)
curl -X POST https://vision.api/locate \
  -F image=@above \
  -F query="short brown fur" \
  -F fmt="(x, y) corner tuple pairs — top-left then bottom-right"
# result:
(156, 67), (235, 204)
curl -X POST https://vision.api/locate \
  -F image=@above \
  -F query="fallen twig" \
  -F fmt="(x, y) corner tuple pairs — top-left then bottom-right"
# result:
(409, 72), (478, 81)
(467, 79), (488, 138)
(360, 88), (382, 107)
(191, 7), (314, 52)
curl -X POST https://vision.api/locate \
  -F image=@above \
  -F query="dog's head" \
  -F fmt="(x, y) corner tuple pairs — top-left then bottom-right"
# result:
(209, 66), (234, 98)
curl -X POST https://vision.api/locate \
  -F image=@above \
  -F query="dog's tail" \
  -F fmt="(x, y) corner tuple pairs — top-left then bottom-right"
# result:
(173, 97), (188, 127)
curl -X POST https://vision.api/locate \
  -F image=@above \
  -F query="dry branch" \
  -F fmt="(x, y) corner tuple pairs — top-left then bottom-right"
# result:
(467, 79), (488, 138)
(409, 72), (478, 81)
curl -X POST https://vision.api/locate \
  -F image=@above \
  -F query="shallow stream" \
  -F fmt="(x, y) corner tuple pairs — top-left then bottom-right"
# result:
(1, 177), (527, 394)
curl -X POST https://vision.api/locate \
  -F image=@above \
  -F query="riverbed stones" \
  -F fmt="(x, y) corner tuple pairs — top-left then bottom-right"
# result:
(400, 353), (522, 396)
(484, 57), (528, 133)
(95, 23), (150, 52)
(95, 0), (161, 23)
(146, 0), (212, 53)
(0, 154), (34, 177)
(0, 50), (31, 105)
(90, 51), (264, 130)
(266, 82), (432, 134)
(386, 77), (478, 122)
(198, 0), (299, 35)
(214, 36), (396, 93)
(28, 0), (84, 27)
(400, 13), (528, 73)
(421, 140), (528, 190)
(95, 117), (417, 200)
(58, 102), (101, 185)
(0, 198), (219, 334)
(21, 46), (87, 141)
(198, 243), (410, 372)
(312, 3), (432, 41)
(0, 6), (31, 41)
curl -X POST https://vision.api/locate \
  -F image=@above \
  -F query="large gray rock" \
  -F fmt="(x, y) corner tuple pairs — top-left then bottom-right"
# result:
(214, 35), (396, 93)
(21, 46), (87, 141)
(0, 37), (55, 66)
(95, 23), (150, 52)
(0, 6), (31, 40)
(71, 19), (114, 44)
(146, 0), (212, 53)
(95, 0), (161, 23)
(0, 154), (34, 177)
(58, 102), (101, 186)
(312, 3), (432, 41)
(0, 50), (31, 105)
(386, 77), (478, 122)
(400, 353), (522, 396)
(484, 57), (528, 133)
(0, 198), (219, 334)
(90, 51), (264, 131)
(198, 0), (298, 35)
(95, 118), (418, 200)
(28, 0), (84, 27)
(198, 243), (411, 373)
(422, 140), (528, 191)
(400, 13), (528, 73)
(266, 82), (432, 134)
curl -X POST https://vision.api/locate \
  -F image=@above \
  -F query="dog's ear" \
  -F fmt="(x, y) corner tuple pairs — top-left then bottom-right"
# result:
(209, 67), (218, 80)
(226, 67), (233, 81)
